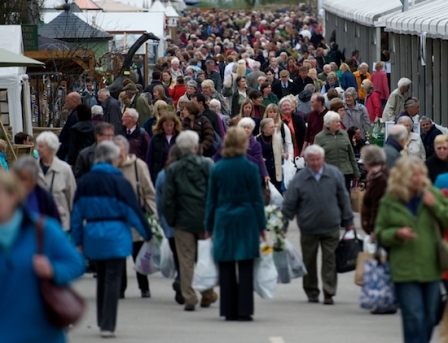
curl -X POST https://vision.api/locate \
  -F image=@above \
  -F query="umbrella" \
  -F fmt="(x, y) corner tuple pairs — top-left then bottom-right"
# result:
(0, 48), (44, 68)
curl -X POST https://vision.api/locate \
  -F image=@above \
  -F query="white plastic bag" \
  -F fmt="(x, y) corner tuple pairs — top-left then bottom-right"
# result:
(282, 159), (296, 189)
(295, 156), (305, 169)
(254, 246), (278, 299)
(134, 241), (160, 275)
(268, 181), (283, 208)
(284, 239), (307, 279)
(363, 235), (377, 254)
(192, 239), (219, 291)
(159, 238), (176, 279)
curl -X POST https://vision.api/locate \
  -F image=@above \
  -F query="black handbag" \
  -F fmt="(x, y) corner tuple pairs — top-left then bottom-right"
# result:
(335, 230), (363, 273)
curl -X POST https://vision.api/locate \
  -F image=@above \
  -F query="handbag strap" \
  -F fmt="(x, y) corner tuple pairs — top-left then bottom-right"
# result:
(134, 160), (153, 215)
(36, 217), (45, 255)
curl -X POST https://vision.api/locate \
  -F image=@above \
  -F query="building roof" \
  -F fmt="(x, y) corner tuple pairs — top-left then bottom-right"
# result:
(149, 0), (166, 13)
(94, 0), (146, 12)
(74, 0), (101, 10)
(164, 1), (179, 17)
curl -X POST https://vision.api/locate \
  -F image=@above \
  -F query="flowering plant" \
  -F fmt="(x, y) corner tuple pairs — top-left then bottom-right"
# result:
(147, 214), (164, 243)
(265, 205), (286, 252)
(260, 243), (273, 255)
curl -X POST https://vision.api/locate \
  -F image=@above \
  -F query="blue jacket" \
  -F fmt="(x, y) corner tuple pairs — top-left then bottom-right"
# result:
(71, 163), (152, 260)
(155, 170), (174, 239)
(340, 72), (358, 91)
(0, 210), (84, 343)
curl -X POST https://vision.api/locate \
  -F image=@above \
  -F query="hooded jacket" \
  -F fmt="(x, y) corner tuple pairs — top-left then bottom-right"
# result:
(297, 90), (312, 116)
(67, 121), (95, 165)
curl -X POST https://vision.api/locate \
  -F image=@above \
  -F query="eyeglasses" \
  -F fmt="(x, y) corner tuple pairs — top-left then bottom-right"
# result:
(436, 147), (448, 150)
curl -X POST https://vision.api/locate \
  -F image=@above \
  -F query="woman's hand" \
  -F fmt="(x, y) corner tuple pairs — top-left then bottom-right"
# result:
(423, 191), (436, 208)
(264, 176), (271, 184)
(396, 227), (418, 242)
(33, 255), (54, 279)
(284, 153), (289, 160)
(204, 232), (212, 240)
(260, 230), (267, 242)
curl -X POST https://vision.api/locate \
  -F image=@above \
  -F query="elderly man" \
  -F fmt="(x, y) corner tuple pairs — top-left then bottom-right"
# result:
(420, 117), (443, 158)
(162, 131), (217, 312)
(301, 93), (328, 155)
(204, 60), (222, 93)
(318, 64), (331, 83)
(282, 144), (354, 305)
(426, 135), (448, 183)
(384, 124), (408, 169)
(120, 108), (150, 161)
(383, 77), (412, 122)
(57, 92), (81, 160)
(123, 83), (151, 128)
(246, 61), (265, 89)
(97, 88), (122, 134)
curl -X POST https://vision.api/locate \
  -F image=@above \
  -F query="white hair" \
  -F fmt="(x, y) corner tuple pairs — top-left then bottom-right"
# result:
(304, 144), (325, 159)
(94, 141), (120, 164)
(124, 108), (139, 121)
(91, 105), (104, 116)
(397, 77), (412, 88)
(36, 131), (60, 155)
(98, 88), (110, 97)
(358, 62), (369, 69)
(253, 61), (261, 69)
(171, 58), (180, 65)
(323, 111), (341, 127)
(238, 59), (246, 65)
(176, 130), (199, 154)
(278, 97), (294, 109)
(113, 135), (130, 154)
(209, 99), (221, 110)
(397, 116), (412, 126)
(344, 87), (358, 99)
(237, 117), (256, 131)
(389, 124), (408, 141)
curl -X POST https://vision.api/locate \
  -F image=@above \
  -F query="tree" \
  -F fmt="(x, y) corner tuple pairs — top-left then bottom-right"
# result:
(0, 0), (43, 25)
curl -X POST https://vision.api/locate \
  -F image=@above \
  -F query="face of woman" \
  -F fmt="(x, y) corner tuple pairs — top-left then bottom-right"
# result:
(354, 129), (361, 140)
(328, 77), (336, 85)
(187, 86), (196, 95)
(267, 109), (278, 120)
(179, 107), (187, 120)
(163, 120), (175, 135)
(401, 121), (412, 133)
(36, 141), (52, 161)
(309, 72), (316, 80)
(288, 59), (294, 67)
(435, 143), (448, 161)
(345, 95), (354, 105)
(263, 84), (271, 95)
(280, 102), (292, 116)
(162, 73), (170, 82)
(154, 89), (161, 99)
(263, 122), (276, 136)
(337, 107), (345, 119)
(410, 168), (426, 194)
(253, 96), (263, 106)
(239, 78), (247, 89)
(202, 86), (212, 96)
(329, 119), (341, 133)
(15, 171), (36, 195)
(242, 125), (253, 137)
(115, 142), (127, 166)
(243, 104), (252, 117)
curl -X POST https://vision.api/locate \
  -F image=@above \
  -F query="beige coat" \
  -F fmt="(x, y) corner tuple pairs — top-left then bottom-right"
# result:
(272, 133), (283, 182)
(38, 157), (76, 231)
(119, 154), (157, 241)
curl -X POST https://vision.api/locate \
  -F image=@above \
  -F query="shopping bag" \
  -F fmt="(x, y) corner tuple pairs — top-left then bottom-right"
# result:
(282, 159), (296, 189)
(254, 245), (278, 299)
(350, 186), (365, 213)
(268, 181), (283, 208)
(359, 259), (397, 311)
(159, 238), (176, 279)
(284, 239), (307, 279)
(363, 235), (377, 254)
(192, 239), (219, 291)
(134, 241), (160, 275)
(336, 230), (363, 273)
(354, 252), (374, 286)
(273, 250), (291, 284)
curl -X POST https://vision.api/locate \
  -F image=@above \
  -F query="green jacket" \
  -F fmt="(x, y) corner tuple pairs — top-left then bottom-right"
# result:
(162, 153), (212, 233)
(374, 187), (448, 283)
(129, 94), (151, 128)
(314, 128), (360, 177)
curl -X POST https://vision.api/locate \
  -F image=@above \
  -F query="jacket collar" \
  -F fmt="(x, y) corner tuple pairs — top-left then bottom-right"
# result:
(91, 163), (123, 175)
(385, 137), (403, 152)
(303, 163), (332, 180)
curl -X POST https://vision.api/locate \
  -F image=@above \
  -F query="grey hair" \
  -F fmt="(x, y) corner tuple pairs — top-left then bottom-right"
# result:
(253, 61), (261, 69)
(124, 108), (139, 121)
(344, 87), (358, 99)
(36, 131), (60, 155)
(94, 141), (120, 164)
(389, 124), (408, 142)
(232, 63), (238, 73)
(420, 116), (432, 123)
(278, 97), (294, 109)
(397, 116), (413, 126)
(237, 117), (256, 131)
(176, 130), (200, 154)
(91, 105), (104, 116)
(304, 144), (325, 159)
(304, 84), (316, 92)
(404, 97), (419, 110)
(323, 111), (341, 127)
(205, 59), (215, 66)
(141, 92), (152, 103)
(98, 88), (110, 96)
(359, 62), (369, 69)
(171, 58), (180, 65)
(12, 156), (39, 181)
(113, 135), (130, 154)
(201, 79), (215, 92)
(257, 76), (266, 82)
(209, 99), (221, 110)
(397, 77), (412, 88)
(259, 118), (274, 134)
(360, 145), (386, 166)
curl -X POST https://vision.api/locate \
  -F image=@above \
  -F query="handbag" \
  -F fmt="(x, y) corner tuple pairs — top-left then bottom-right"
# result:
(434, 220), (448, 271)
(262, 183), (271, 206)
(335, 230), (363, 273)
(36, 218), (85, 328)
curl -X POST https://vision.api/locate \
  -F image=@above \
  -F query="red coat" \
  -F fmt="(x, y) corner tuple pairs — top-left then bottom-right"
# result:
(365, 90), (382, 122)
(370, 71), (390, 100)
(170, 85), (186, 107)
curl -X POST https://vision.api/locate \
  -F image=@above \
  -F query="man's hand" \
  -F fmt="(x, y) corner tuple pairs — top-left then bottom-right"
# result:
(396, 227), (418, 241)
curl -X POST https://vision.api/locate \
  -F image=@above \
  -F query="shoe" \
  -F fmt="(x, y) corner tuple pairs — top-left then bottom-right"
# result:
(200, 291), (218, 308)
(225, 316), (238, 321)
(100, 331), (115, 338)
(324, 296), (334, 305)
(172, 281), (185, 305)
(308, 296), (319, 303)
(141, 290), (151, 298)
(238, 316), (253, 322)
(370, 308), (397, 315)
(184, 304), (195, 311)
(119, 293), (125, 299)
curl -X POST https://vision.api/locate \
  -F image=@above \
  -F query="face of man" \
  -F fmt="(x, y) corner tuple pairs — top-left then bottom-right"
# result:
(206, 62), (215, 72)
(436, 142), (448, 161)
(299, 70), (308, 79)
(86, 83), (93, 92)
(266, 71), (274, 81)
(270, 58), (278, 68)
(421, 120), (432, 133)
(323, 66), (331, 74)
(65, 93), (80, 110)
(191, 97), (203, 111)
(122, 111), (136, 129)
(96, 128), (114, 144)
(306, 153), (324, 173)
(310, 95), (321, 112)
(97, 91), (108, 103)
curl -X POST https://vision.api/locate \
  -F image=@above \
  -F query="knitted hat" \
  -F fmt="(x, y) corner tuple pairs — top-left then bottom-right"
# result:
(122, 83), (137, 93)
(187, 80), (197, 89)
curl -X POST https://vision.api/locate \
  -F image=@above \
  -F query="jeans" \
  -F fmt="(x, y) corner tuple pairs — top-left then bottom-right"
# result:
(395, 281), (440, 343)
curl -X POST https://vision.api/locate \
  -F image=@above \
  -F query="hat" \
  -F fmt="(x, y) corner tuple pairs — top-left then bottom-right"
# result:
(187, 80), (198, 89)
(280, 70), (289, 77)
(122, 83), (137, 93)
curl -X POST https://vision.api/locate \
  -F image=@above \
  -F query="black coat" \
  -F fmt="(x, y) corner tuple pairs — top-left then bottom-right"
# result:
(67, 121), (95, 165)
(421, 125), (443, 158)
(146, 133), (176, 184)
(144, 81), (169, 98)
(101, 96), (122, 135)
(73, 143), (96, 181)
(57, 109), (77, 160)
(272, 81), (298, 101)
(202, 108), (223, 138)
(283, 113), (306, 155)
(293, 76), (314, 94)
(426, 154), (448, 183)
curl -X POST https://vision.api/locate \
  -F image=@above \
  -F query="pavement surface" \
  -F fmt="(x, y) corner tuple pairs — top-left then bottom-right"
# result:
(68, 214), (440, 343)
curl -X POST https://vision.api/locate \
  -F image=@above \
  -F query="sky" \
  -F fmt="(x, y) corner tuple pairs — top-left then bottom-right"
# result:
(43, 0), (149, 9)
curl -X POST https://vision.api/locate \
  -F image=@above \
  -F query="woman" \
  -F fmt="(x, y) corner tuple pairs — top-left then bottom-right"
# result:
(170, 76), (187, 108)
(362, 79), (382, 122)
(67, 104), (95, 166)
(279, 97), (306, 159)
(314, 111), (360, 192)
(395, 97), (420, 124)
(320, 72), (340, 94)
(155, 145), (184, 305)
(114, 135), (157, 299)
(162, 70), (176, 93)
(339, 63), (358, 91)
(231, 76), (251, 117)
(0, 170), (84, 343)
(286, 56), (299, 79)
(147, 111), (181, 184)
(204, 127), (267, 322)
(249, 90), (266, 119)
(370, 61), (390, 106)
(342, 87), (371, 140)
(152, 85), (173, 106)
(176, 80), (197, 111)
(143, 100), (168, 138)
(309, 68), (323, 93)
(374, 156), (448, 343)
(261, 82), (279, 107)
(181, 101), (214, 156)
(397, 116), (426, 160)
(36, 131), (76, 232)
(91, 105), (104, 126)
(201, 79), (230, 116)
(329, 98), (347, 130)
(256, 118), (283, 192)
(264, 103), (293, 159)
(347, 126), (365, 158)
(210, 99), (230, 132)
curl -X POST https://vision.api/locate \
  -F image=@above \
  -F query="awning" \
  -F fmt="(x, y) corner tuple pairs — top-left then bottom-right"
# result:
(0, 48), (45, 68)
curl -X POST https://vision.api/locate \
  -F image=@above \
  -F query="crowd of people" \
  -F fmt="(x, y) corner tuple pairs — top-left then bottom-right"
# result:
(2, 5), (448, 343)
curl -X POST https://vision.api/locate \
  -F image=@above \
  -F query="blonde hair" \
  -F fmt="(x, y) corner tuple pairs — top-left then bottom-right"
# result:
(434, 134), (448, 146)
(236, 63), (246, 77)
(339, 63), (350, 72)
(153, 100), (168, 120)
(221, 127), (249, 158)
(201, 79), (215, 92)
(264, 103), (281, 128)
(0, 139), (7, 152)
(375, 61), (384, 71)
(0, 170), (25, 201)
(387, 156), (431, 202)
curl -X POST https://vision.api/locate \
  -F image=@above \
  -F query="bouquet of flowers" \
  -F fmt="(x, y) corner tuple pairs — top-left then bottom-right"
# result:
(147, 213), (164, 243)
(265, 205), (286, 252)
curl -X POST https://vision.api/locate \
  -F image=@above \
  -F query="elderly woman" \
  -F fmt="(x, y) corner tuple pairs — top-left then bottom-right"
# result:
(370, 61), (390, 106)
(71, 141), (152, 337)
(397, 116), (426, 160)
(256, 118), (283, 192)
(375, 156), (448, 343)
(91, 105), (104, 126)
(201, 79), (230, 116)
(353, 63), (371, 103)
(314, 111), (360, 192)
(329, 98), (346, 130)
(261, 82), (279, 107)
(339, 63), (358, 91)
(342, 87), (371, 140)
(36, 131), (76, 231)
(0, 170), (84, 343)
(320, 72), (339, 94)
(231, 76), (251, 117)
(210, 99), (230, 132)
(205, 127), (266, 322)
(177, 80), (197, 111)
(362, 79), (382, 123)
(256, 75), (267, 91)
(395, 97), (420, 124)
(181, 101), (214, 156)
(383, 77), (412, 122)
(264, 103), (293, 159)
(279, 97), (306, 159)
(308, 68), (323, 93)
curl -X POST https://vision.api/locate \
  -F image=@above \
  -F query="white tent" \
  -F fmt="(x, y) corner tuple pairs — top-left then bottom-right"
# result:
(0, 26), (33, 135)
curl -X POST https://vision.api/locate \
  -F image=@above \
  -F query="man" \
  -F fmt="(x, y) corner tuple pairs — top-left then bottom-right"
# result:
(267, 57), (283, 80)
(318, 64), (332, 83)
(123, 83), (151, 128)
(81, 80), (98, 108)
(351, 49), (360, 69)
(144, 71), (169, 97)
(315, 48), (326, 72)
(162, 131), (218, 312)
(57, 92), (81, 160)
(420, 116), (443, 159)
(272, 70), (298, 100)
(261, 51), (276, 71)
(191, 93), (223, 138)
(293, 66), (314, 94)
(426, 134), (448, 183)
(97, 89), (122, 134)
(383, 124), (408, 169)
(73, 122), (115, 181)
(310, 26), (325, 49)
(282, 144), (354, 305)
(204, 60), (222, 93)
(383, 78), (412, 122)
(265, 68), (280, 86)
(246, 61), (265, 89)
(301, 93), (328, 155)
(120, 108), (150, 161)
(353, 63), (371, 104)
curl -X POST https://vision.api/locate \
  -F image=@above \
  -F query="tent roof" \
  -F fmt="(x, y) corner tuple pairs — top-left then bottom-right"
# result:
(94, 0), (147, 12)
(164, 1), (179, 17)
(149, 0), (166, 13)
(0, 48), (44, 68)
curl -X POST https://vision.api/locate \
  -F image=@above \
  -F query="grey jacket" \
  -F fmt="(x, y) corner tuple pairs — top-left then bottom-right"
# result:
(384, 144), (402, 169)
(282, 163), (354, 235)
